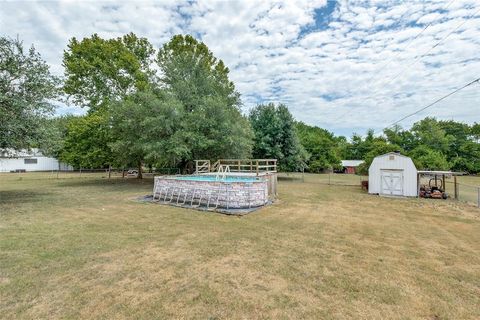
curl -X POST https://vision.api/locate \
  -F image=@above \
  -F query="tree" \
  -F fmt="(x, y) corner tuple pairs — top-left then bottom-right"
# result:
(37, 115), (74, 158)
(296, 122), (341, 172)
(249, 103), (308, 171)
(60, 111), (113, 169)
(157, 34), (253, 167)
(383, 125), (417, 152)
(110, 90), (185, 178)
(157, 34), (239, 111)
(0, 36), (59, 150)
(63, 33), (155, 111)
(411, 117), (453, 155)
(409, 145), (450, 171)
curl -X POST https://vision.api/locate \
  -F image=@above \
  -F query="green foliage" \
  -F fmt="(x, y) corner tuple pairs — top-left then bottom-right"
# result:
(409, 145), (450, 170)
(157, 34), (239, 111)
(156, 34), (252, 165)
(0, 36), (59, 150)
(109, 90), (185, 177)
(411, 117), (453, 155)
(63, 33), (155, 111)
(60, 111), (113, 168)
(296, 122), (341, 172)
(37, 116), (74, 158)
(249, 103), (308, 171)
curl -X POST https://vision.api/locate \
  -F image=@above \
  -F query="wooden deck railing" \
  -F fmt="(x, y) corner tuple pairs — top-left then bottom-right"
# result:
(195, 159), (277, 175)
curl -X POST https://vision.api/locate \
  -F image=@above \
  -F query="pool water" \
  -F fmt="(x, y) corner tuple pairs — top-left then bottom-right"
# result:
(173, 175), (261, 183)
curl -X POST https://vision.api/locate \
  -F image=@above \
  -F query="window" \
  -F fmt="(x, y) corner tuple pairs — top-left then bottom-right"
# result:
(389, 155), (395, 160)
(24, 158), (38, 164)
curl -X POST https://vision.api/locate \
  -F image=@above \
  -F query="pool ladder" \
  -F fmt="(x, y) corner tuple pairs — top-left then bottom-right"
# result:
(215, 165), (230, 181)
(153, 184), (224, 210)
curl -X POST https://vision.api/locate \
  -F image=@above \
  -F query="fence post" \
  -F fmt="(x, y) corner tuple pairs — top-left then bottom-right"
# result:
(477, 187), (480, 208)
(454, 176), (458, 200)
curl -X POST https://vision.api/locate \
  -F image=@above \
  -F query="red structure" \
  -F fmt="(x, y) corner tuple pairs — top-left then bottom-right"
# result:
(341, 160), (364, 174)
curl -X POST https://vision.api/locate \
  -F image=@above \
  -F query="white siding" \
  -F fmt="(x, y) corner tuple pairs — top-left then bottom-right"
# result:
(0, 157), (72, 172)
(368, 153), (418, 197)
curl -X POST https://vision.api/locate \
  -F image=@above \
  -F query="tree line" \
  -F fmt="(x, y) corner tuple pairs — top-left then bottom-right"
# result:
(1, 34), (479, 176)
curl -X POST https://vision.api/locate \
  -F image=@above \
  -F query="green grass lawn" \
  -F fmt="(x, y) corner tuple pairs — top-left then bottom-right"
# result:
(1, 173), (480, 319)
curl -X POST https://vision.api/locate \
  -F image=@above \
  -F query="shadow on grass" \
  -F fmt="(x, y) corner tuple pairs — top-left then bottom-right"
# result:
(278, 176), (303, 182)
(0, 190), (53, 205)
(58, 177), (153, 189)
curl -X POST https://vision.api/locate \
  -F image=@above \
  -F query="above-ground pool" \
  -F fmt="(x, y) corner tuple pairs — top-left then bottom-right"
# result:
(153, 174), (272, 210)
(173, 175), (260, 182)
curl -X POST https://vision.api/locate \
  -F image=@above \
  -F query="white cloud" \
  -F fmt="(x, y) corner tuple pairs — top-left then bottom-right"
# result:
(1, 0), (479, 136)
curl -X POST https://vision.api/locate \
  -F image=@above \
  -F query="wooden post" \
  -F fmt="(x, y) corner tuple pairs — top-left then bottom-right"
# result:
(442, 174), (445, 191)
(477, 187), (480, 208)
(80, 167), (82, 177)
(108, 165), (111, 179)
(454, 176), (458, 200)
(417, 173), (420, 197)
(256, 160), (259, 176)
(238, 160), (241, 172)
(122, 167), (125, 178)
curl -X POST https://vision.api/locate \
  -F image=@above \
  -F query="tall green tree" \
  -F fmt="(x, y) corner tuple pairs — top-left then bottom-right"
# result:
(60, 111), (113, 169)
(157, 34), (239, 111)
(296, 122), (341, 172)
(249, 103), (308, 171)
(157, 34), (253, 167)
(0, 36), (59, 150)
(110, 90), (185, 178)
(63, 33), (155, 111)
(409, 145), (450, 171)
(37, 115), (74, 158)
(411, 117), (453, 155)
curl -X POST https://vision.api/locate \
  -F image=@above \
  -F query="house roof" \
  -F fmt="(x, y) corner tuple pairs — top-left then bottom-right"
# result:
(341, 160), (364, 167)
(0, 148), (44, 158)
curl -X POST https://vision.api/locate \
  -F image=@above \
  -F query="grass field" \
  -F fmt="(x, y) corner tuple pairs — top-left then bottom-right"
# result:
(1, 173), (480, 319)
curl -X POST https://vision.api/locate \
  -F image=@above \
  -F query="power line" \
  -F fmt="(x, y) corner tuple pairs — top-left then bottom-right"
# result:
(332, 2), (478, 123)
(376, 77), (480, 134)
(384, 5), (480, 85)
(332, 1), (455, 123)
(365, 0), (456, 84)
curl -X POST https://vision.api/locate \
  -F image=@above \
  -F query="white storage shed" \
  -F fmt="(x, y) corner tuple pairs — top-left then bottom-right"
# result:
(368, 152), (418, 197)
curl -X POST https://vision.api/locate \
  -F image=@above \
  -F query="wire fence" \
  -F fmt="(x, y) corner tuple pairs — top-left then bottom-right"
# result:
(0, 168), (181, 181)
(280, 172), (480, 208)
(277, 172), (368, 186)
(445, 180), (480, 208)
(2, 169), (479, 207)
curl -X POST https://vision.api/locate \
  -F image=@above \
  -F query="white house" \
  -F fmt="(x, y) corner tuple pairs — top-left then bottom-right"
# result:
(368, 152), (418, 197)
(0, 149), (73, 172)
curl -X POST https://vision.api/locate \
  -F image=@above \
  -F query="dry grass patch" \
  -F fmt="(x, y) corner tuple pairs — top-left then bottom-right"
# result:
(1, 173), (480, 319)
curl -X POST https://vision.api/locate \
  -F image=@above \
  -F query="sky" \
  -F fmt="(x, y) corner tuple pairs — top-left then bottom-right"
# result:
(1, 0), (479, 137)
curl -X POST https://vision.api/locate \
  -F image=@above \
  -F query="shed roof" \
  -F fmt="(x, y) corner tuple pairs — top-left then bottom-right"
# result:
(417, 170), (464, 177)
(341, 160), (364, 167)
(374, 152), (410, 159)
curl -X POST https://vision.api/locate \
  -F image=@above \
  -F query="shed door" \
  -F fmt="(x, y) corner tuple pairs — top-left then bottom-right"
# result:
(380, 170), (403, 196)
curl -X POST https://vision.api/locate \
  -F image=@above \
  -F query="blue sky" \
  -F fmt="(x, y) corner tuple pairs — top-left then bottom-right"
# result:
(1, 0), (479, 137)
